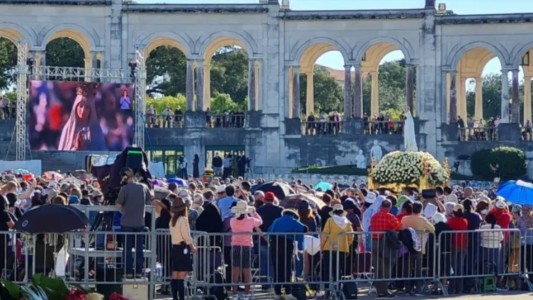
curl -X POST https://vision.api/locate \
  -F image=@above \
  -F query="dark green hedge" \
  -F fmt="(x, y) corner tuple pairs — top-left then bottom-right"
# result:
(293, 165), (368, 175)
(471, 146), (526, 181)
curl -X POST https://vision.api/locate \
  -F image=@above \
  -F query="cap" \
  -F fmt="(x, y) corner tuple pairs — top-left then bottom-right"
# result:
(495, 199), (507, 209)
(264, 192), (276, 201)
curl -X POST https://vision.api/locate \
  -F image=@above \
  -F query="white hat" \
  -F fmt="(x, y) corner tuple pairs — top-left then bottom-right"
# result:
(178, 189), (189, 198)
(329, 203), (347, 217)
(432, 213), (447, 224)
(254, 190), (265, 197)
(365, 192), (376, 204)
(495, 199), (507, 209)
(216, 185), (226, 194)
(231, 200), (255, 217)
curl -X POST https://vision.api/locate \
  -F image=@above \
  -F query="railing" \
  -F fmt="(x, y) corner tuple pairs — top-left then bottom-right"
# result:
(364, 120), (404, 135)
(302, 120), (342, 135)
(458, 127), (498, 141)
(207, 113), (246, 128)
(145, 114), (184, 129)
(144, 113), (246, 129)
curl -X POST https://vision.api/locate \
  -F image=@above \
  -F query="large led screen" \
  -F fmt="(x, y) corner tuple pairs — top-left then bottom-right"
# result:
(29, 80), (134, 151)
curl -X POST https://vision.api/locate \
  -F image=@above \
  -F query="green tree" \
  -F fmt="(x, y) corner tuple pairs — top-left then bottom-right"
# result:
(300, 67), (343, 114)
(146, 46), (186, 96)
(210, 93), (239, 113)
(45, 38), (84, 68)
(146, 94), (186, 114)
(210, 47), (249, 105)
(0, 37), (17, 91)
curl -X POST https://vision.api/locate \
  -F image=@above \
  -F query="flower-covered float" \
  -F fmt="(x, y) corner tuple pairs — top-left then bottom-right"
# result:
(368, 151), (451, 192)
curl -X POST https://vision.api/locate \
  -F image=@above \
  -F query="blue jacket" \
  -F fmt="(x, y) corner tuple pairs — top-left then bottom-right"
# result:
(268, 215), (305, 250)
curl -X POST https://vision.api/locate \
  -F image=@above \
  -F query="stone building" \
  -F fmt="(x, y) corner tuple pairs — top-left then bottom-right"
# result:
(1, 0), (533, 176)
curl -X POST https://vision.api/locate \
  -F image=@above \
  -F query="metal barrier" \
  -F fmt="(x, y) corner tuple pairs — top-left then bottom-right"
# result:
(4, 221), (533, 299)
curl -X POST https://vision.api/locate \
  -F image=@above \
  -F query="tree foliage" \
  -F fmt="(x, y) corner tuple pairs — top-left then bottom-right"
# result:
(210, 47), (249, 104)
(0, 37), (17, 91)
(146, 94), (186, 114)
(45, 38), (84, 68)
(363, 60), (408, 118)
(146, 46), (186, 96)
(300, 66), (343, 114)
(471, 146), (526, 181)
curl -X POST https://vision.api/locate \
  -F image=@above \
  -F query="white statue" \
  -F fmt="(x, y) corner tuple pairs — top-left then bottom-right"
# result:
(403, 106), (418, 152)
(370, 140), (383, 163)
(356, 150), (366, 169)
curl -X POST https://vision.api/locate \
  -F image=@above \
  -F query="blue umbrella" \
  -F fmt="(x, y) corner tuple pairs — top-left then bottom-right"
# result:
(497, 180), (533, 205)
(168, 177), (187, 187)
(314, 181), (333, 192)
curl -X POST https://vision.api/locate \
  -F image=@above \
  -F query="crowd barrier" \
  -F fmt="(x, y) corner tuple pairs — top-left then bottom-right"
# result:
(3, 217), (533, 299)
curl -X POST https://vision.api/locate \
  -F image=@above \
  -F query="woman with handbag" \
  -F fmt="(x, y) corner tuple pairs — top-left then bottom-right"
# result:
(169, 195), (197, 300)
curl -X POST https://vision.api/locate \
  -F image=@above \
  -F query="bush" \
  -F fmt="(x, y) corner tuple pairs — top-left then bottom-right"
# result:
(471, 146), (526, 181)
(146, 94), (186, 114)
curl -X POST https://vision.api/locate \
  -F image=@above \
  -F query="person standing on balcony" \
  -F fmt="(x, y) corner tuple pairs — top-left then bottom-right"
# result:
(457, 116), (465, 141)
(178, 156), (188, 179)
(212, 152), (223, 176)
(222, 154), (233, 179)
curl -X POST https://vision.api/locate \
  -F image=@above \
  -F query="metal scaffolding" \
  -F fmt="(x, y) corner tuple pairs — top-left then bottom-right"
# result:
(15, 43), (28, 161)
(15, 56), (146, 159)
(133, 49), (146, 148)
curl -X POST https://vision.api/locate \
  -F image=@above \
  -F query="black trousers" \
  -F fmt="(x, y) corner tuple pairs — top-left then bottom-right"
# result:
(270, 238), (294, 296)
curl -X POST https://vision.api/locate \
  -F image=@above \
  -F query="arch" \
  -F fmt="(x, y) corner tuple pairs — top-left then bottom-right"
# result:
(41, 25), (99, 57)
(456, 47), (497, 77)
(446, 41), (508, 71)
(0, 23), (35, 46)
(510, 42), (533, 70)
(354, 36), (414, 66)
(137, 32), (192, 59)
(291, 37), (351, 69)
(199, 31), (256, 64)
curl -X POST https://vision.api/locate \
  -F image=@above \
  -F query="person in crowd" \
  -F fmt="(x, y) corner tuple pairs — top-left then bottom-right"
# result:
(370, 199), (400, 298)
(268, 208), (306, 299)
(153, 196), (172, 295)
(230, 200), (262, 299)
(318, 193), (333, 230)
(0, 197), (14, 273)
(462, 199), (483, 291)
(178, 156), (188, 179)
(256, 191), (283, 289)
(115, 168), (153, 278)
(223, 155), (233, 180)
(253, 190), (265, 209)
(400, 201), (435, 296)
(193, 154), (200, 179)
(479, 213), (505, 289)
(446, 204), (469, 294)
(213, 152), (223, 176)
(517, 205), (533, 285)
(396, 200), (413, 222)
(443, 187), (457, 203)
(169, 196), (196, 300)
(321, 204), (354, 291)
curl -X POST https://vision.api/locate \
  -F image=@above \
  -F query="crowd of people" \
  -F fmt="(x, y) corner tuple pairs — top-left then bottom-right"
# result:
(1, 168), (533, 300)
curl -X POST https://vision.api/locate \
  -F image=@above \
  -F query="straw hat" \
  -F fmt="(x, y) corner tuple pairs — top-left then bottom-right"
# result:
(329, 203), (347, 217)
(171, 197), (188, 213)
(231, 200), (255, 217)
(281, 208), (300, 220)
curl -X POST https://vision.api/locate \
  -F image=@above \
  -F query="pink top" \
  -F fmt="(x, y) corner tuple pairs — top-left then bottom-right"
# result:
(230, 211), (263, 247)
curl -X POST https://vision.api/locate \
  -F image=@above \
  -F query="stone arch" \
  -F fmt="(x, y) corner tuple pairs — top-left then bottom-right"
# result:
(0, 23), (35, 46)
(44, 28), (91, 57)
(138, 32), (192, 60)
(354, 36), (414, 66)
(291, 37), (351, 71)
(510, 42), (533, 70)
(447, 41), (508, 71)
(199, 33), (254, 109)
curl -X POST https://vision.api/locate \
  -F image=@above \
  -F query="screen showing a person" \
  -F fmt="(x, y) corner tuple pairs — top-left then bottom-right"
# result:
(28, 80), (135, 151)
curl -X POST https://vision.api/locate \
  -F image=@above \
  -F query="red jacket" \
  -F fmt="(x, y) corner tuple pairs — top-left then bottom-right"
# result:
(447, 216), (468, 249)
(370, 208), (400, 239)
(489, 208), (512, 240)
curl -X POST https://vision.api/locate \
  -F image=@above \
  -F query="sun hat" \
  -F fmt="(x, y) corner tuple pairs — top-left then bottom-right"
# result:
(365, 192), (376, 204)
(231, 200), (255, 217)
(215, 185), (226, 194)
(495, 199), (507, 209)
(432, 213), (447, 224)
(281, 208), (300, 220)
(329, 203), (347, 217)
(171, 197), (188, 213)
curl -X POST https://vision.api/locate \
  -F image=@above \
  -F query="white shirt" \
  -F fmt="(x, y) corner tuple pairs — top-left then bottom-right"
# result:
(479, 224), (503, 249)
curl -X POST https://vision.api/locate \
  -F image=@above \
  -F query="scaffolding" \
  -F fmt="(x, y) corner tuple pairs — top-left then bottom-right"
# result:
(14, 46), (146, 160)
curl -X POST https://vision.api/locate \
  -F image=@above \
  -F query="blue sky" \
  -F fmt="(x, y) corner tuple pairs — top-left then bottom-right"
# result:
(137, 0), (533, 75)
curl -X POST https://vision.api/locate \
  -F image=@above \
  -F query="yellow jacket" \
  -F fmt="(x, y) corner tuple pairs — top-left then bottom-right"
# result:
(320, 217), (354, 253)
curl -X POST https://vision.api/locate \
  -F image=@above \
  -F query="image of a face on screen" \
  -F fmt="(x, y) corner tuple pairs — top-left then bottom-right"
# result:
(28, 80), (135, 151)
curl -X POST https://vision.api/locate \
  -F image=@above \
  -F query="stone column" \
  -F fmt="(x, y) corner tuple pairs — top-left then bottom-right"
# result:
(203, 62), (211, 109)
(33, 51), (43, 80)
(512, 69), (520, 123)
(186, 59), (194, 111)
(524, 76), (532, 123)
(248, 59), (256, 111)
(84, 53), (92, 82)
(449, 71), (457, 123)
(254, 60), (260, 111)
(501, 70), (510, 123)
(343, 65), (353, 118)
(196, 60), (205, 111)
(474, 76), (483, 120)
(353, 66), (362, 118)
(405, 64), (415, 113)
(306, 71), (314, 115)
(370, 71), (379, 117)
(292, 65), (301, 118)
(458, 75), (467, 122)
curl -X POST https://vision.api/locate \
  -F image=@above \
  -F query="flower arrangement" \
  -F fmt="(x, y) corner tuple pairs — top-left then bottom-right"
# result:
(204, 167), (215, 177)
(373, 151), (449, 186)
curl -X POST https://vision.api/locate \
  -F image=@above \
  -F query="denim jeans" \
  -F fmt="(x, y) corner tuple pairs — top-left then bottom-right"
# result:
(122, 226), (145, 275)
(258, 244), (273, 287)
